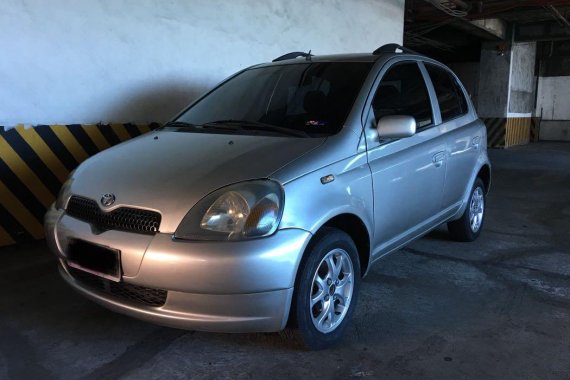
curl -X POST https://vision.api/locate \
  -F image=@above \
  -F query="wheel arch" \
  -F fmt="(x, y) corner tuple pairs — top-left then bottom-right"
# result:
(310, 213), (371, 277)
(287, 213), (371, 329)
(477, 164), (491, 194)
(452, 161), (492, 221)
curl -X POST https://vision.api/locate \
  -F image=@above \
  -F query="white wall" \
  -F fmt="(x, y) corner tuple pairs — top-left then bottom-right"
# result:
(0, 0), (404, 126)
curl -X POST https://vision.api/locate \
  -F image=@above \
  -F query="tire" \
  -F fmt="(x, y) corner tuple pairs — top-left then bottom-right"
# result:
(292, 227), (361, 350)
(448, 178), (486, 242)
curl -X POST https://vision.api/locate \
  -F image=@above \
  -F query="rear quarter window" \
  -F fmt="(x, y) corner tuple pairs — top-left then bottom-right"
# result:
(426, 64), (468, 122)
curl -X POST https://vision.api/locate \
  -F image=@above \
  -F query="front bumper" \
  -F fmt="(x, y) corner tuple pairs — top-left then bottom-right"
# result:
(45, 204), (312, 332)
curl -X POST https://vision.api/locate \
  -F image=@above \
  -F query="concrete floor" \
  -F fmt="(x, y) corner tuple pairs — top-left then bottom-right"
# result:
(1, 142), (569, 379)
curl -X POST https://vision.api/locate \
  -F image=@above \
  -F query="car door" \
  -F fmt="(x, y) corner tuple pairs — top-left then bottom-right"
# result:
(365, 60), (447, 258)
(423, 63), (482, 211)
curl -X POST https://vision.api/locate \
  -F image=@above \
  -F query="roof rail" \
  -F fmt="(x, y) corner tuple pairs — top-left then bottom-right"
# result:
(373, 43), (422, 56)
(272, 51), (313, 62)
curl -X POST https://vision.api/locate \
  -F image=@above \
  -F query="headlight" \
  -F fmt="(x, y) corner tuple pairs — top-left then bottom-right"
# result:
(55, 171), (75, 210)
(174, 180), (284, 241)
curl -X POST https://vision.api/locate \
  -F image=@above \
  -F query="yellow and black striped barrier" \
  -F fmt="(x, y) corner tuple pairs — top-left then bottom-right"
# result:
(482, 118), (506, 148)
(482, 117), (533, 149)
(505, 117), (531, 148)
(0, 123), (158, 247)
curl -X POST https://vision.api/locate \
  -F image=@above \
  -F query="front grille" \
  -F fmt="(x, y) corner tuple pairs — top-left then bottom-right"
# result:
(66, 196), (161, 235)
(68, 267), (168, 307)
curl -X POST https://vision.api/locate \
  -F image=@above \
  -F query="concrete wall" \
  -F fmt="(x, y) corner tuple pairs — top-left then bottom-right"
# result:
(508, 42), (536, 115)
(477, 42), (511, 118)
(0, 0), (405, 126)
(536, 76), (570, 141)
(534, 41), (570, 141)
(539, 40), (570, 77)
(536, 76), (570, 120)
(477, 41), (536, 118)
(539, 121), (570, 141)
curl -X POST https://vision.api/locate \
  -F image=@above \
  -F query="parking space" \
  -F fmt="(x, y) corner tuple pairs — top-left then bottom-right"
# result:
(1, 142), (568, 379)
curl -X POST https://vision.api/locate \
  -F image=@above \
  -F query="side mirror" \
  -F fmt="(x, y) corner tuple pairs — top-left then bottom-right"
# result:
(376, 115), (416, 139)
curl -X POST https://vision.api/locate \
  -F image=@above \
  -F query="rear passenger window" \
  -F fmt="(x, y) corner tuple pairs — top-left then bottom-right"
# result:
(371, 62), (433, 130)
(426, 64), (468, 122)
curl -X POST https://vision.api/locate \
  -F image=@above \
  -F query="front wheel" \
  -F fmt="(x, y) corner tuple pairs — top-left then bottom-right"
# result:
(293, 227), (361, 350)
(448, 178), (486, 242)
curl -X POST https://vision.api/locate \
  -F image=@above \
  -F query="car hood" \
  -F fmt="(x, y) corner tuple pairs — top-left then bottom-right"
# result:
(70, 130), (325, 233)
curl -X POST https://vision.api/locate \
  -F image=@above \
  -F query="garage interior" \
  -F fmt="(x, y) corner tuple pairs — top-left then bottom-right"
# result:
(405, 0), (570, 144)
(1, 0), (569, 379)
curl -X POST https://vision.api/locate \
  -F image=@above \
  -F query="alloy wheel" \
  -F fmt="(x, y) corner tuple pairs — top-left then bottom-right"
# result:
(469, 186), (485, 232)
(309, 248), (354, 333)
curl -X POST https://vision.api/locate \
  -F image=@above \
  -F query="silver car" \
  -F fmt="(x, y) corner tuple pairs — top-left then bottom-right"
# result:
(45, 44), (491, 349)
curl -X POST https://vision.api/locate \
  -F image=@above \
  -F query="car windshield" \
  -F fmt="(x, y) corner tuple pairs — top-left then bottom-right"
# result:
(172, 62), (373, 137)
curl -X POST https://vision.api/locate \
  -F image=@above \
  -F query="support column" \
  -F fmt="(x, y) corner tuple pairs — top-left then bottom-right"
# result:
(477, 41), (536, 148)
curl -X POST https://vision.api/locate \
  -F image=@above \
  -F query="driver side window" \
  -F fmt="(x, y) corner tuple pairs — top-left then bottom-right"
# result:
(371, 62), (433, 132)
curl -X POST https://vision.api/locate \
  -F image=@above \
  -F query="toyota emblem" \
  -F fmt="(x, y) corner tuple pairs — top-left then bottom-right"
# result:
(101, 193), (116, 207)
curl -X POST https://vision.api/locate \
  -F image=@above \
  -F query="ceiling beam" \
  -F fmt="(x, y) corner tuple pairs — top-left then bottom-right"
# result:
(545, 5), (570, 30)
(412, 0), (570, 22)
(469, 18), (508, 40)
(515, 20), (570, 41)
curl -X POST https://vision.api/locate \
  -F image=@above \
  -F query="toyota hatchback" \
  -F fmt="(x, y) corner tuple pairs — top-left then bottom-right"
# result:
(45, 44), (491, 349)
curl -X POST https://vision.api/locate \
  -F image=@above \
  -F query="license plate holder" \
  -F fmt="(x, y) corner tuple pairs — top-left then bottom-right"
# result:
(67, 239), (121, 282)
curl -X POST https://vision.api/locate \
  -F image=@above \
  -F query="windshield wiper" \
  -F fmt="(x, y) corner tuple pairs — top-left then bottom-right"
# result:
(164, 121), (240, 133)
(164, 121), (199, 129)
(203, 119), (309, 137)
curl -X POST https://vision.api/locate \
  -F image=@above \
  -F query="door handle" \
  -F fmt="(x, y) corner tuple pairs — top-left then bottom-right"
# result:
(432, 151), (445, 167)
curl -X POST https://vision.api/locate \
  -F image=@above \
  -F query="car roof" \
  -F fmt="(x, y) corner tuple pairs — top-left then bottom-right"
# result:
(254, 43), (427, 67)
(278, 53), (380, 63)
(256, 53), (423, 68)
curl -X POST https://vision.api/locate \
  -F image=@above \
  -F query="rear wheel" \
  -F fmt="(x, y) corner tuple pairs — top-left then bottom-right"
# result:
(293, 227), (360, 350)
(448, 178), (486, 242)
